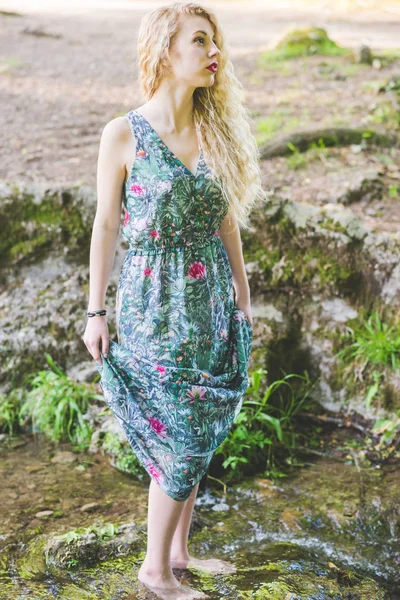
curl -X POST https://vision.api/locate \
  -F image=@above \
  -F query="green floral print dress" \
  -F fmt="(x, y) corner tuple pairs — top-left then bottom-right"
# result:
(95, 109), (253, 502)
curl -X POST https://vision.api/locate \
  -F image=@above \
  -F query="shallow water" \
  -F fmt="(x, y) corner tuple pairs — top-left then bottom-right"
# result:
(1, 433), (399, 599)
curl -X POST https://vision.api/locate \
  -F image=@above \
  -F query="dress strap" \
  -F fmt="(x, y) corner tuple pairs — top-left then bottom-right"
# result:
(124, 110), (147, 154)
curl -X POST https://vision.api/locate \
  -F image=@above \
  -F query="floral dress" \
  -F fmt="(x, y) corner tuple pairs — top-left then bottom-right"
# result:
(94, 109), (253, 502)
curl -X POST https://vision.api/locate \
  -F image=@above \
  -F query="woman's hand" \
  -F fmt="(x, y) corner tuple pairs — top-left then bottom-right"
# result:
(236, 302), (253, 326)
(82, 316), (110, 364)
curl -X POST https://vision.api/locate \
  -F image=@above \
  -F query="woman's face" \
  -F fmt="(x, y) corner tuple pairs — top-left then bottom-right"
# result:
(167, 16), (220, 88)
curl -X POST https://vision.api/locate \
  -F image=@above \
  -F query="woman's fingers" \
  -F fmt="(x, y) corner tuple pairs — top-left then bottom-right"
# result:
(91, 341), (102, 362)
(101, 334), (109, 358)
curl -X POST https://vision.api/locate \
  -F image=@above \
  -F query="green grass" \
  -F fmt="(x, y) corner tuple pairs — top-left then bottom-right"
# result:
(335, 310), (400, 372)
(285, 138), (333, 170)
(255, 112), (301, 145)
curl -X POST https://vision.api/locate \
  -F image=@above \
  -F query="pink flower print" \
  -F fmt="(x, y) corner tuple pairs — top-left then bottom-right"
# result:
(168, 403), (174, 409)
(187, 386), (207, 403)
(214, 231), (219, 237)
(147, 462), (163, 483)
(219, 328), (228, 341)
(130, 183), (145, 195)
(187, 415), (193, 420)
(188, 262), (206, 279)
(144, 267), (153, 278)
(156, 365), (166, 375)
(150, 230), (160, 240)
(123, 208), (130, 226)
(148, 417), (168, 439)
(132, 256), (144, 266)
(184, 469), (189, 473)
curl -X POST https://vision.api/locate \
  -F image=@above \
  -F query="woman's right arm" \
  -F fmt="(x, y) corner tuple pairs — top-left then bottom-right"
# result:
(83, 117), (133, 363)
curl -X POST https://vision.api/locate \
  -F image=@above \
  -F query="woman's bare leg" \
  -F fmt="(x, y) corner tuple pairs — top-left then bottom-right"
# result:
(138, 478), (186, 589)
(170, 482), (199, 562)
(137, 479), (209, 599)
(170, 481), (237, 575)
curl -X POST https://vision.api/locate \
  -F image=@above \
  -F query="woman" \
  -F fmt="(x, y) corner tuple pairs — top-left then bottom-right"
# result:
(83, 2), (263, 598)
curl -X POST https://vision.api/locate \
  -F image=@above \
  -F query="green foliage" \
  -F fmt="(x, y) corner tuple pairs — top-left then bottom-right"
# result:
(255, 112), (300, 145)
(55, 523), (119, 544)
(367, 101), (399, 129)
(0, 388), (25, 435)
(335, 310), (400, 372)
(285, 138), (337, 170)
(286, 142), (307, 170)
(214, 367), (317, 480)
(102, 430), (146, 479)
(19, 354), (103, 450)
(371, 413), (400, 448)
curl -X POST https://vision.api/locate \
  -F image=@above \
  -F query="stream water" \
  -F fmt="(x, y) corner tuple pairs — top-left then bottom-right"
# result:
(1, 432), (399, 599)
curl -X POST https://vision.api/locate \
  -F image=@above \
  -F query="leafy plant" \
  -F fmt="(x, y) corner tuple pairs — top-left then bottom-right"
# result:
(214, 368), (317, 480)
(371, 413), (400, 448)
(335, 311), (400, 372)
(0, 388), (25, 435)
(19, 353), (103, 450)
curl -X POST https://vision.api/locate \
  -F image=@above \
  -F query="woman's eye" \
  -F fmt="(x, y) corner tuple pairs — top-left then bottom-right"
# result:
(195, 37), (218, 46)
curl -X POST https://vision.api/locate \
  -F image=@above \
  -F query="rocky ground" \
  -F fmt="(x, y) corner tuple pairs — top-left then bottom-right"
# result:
(0, 0), (399, 233)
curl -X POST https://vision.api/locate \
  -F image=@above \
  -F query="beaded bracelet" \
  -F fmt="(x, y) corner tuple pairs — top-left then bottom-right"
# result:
(87, 309), (107, 318)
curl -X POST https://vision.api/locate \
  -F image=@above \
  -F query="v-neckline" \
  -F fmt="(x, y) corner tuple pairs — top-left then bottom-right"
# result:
(133, 109), (202, 178)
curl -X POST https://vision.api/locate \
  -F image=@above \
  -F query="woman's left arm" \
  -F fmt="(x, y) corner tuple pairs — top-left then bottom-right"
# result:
(218, 211), (253, 325)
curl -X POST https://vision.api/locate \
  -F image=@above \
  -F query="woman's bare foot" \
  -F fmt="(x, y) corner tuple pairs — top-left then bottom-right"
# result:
(137, 561), (209, 599)
(170, 554), (237, 574)
(138, 561), (181, 590)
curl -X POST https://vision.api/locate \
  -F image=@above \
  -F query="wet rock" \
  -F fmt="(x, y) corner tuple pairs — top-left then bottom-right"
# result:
(35, 510), (54, 518)
(320, 298), (358, 323)
(44, 520), (146, 568)
(381, 262), (400, 304)
(279, 508), (303, 532)
(243, 195), (400, 417)
(89, 414), (145, 477)
(357, 44), (373, 65)
(50, 451), (78, 464)
(337, 171), (385, 205)
(80, 502), (100, 513)
(0, 181), (124, 393)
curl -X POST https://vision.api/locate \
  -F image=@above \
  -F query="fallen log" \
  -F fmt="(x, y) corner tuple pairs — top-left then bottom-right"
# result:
(259, 127), (397, 159)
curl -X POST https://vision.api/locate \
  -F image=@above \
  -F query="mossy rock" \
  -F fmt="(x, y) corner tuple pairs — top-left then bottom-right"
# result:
(0, 181), (98, 277)
(44, 521), (146, 569)
(262, 25), (349, 62)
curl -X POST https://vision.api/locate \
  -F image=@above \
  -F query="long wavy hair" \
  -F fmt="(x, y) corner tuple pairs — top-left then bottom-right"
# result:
(136, 1), (265, 231)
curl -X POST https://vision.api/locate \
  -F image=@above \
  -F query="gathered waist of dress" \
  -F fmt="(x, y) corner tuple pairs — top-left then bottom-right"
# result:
(125, 231), (223, 255)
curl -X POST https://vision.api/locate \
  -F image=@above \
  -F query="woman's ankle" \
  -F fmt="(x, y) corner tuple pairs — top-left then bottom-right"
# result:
(139, 559), (172, 577)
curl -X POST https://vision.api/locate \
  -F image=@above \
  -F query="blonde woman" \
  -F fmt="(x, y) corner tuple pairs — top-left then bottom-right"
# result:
(83, 2), (264, 597)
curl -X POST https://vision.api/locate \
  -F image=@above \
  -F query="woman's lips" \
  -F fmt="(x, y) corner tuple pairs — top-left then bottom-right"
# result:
(206, 64), (217, 73)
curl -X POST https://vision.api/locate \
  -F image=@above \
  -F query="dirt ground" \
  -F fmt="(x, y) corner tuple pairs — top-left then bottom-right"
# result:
(1, 0), (400, 232)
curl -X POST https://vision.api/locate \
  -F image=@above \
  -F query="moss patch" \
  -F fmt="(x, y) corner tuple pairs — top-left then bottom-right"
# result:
(0, 184), (95, 272)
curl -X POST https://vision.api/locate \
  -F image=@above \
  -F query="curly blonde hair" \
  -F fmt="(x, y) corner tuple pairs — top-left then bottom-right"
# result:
(136, 1), (265, 231)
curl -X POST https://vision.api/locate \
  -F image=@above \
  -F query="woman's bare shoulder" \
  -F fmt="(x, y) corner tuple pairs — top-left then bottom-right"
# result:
(100, 116), (137, 175)
(101, 115), (134, 145)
